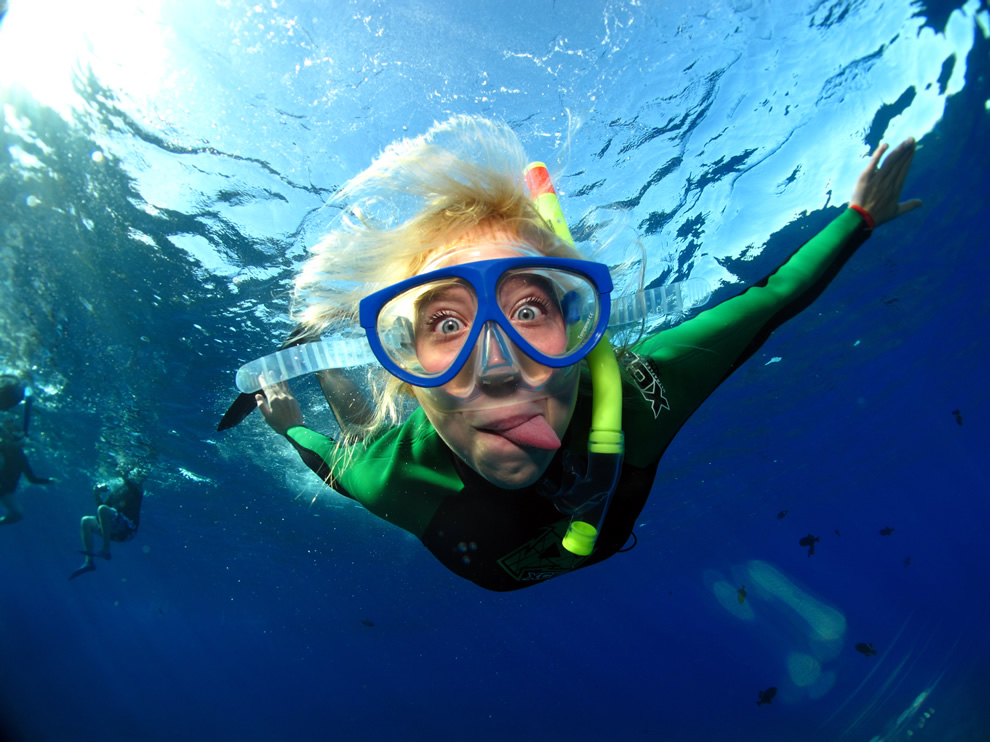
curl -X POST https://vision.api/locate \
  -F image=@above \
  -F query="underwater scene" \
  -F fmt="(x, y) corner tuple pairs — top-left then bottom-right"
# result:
(1, 0), (988, 740)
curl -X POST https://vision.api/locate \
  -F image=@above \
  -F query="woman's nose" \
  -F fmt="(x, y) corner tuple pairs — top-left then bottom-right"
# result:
(477, 322), (521, 387)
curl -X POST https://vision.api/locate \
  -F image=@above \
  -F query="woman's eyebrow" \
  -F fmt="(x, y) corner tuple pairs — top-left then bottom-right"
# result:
(414, 282), (475, 315)
(499, 273), (558, 298)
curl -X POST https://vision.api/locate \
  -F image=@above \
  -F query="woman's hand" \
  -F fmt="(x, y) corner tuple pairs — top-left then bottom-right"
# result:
(256, 381), (305, 436)
(850, 138), (923, 228)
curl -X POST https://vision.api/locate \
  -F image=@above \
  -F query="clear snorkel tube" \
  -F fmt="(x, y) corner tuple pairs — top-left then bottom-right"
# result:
(524, 162), (623, 557)
(235, 336), (376, 394)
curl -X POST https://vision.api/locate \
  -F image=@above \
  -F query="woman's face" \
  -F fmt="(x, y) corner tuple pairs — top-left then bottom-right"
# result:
(411, 224), (580, 489)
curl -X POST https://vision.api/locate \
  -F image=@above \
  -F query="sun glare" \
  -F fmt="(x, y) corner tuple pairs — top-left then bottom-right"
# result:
(0, 0), (167, 120)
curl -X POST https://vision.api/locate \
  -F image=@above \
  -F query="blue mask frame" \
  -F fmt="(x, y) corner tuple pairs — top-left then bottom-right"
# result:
(358, 256), (614, 387)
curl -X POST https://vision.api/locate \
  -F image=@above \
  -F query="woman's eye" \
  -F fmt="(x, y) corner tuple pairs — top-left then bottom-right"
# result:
(512, 303), (545, 322)
(439, 317), (463, 334)
(421, 309), (467, 336)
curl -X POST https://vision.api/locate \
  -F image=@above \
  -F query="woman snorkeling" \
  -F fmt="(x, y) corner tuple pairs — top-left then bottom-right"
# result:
(221, 115), (921, 591)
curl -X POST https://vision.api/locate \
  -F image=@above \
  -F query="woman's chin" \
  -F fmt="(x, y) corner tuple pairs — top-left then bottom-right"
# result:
(470, 433), (553, 489)
(481, 468), (541, 490)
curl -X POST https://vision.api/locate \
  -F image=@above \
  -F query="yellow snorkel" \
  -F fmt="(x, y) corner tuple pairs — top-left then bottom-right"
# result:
(525, 162), (625, 557)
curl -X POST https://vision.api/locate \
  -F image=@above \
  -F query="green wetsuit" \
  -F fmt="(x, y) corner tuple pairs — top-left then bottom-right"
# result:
(286, 209), (872, 591)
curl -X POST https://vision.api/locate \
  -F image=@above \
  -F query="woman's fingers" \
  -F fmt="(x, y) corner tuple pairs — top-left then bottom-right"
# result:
(869, 142), (889, 171)
(897, 198), (924, 218)
(853, 138), (921, 226)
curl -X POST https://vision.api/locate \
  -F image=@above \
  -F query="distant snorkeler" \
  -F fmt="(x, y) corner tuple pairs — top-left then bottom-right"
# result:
(0, 373), (33, 435)
(70, 469), (146, 580)
(0, 417), (51, 525)
(219, 114), (921, 591)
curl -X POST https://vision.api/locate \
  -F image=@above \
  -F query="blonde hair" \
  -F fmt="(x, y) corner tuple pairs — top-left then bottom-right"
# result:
(291, 115), (583, 453)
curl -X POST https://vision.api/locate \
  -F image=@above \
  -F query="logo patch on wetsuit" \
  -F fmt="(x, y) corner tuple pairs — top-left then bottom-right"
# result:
(497, 521), (588, 582)
(623, 352), (670, 419)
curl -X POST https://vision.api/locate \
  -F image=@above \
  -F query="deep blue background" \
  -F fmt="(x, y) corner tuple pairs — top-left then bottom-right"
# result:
(1, 1), (988, 740)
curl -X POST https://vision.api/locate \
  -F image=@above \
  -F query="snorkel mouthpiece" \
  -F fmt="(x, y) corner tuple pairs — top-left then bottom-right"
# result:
(560, 428), (624, 555)
(525, 162), (625, 556)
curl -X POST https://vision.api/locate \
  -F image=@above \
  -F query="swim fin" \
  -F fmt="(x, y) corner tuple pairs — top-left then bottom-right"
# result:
(217, 392), (259, 431)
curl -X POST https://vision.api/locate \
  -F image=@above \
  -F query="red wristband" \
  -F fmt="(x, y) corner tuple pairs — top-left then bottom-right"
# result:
(849, 205), (875, 231)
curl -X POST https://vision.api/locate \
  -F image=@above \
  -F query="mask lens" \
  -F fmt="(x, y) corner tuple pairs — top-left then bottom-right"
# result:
(496, 268), (600, 360)
(376, 278), (478, 379)
(369, 260), (604, 385)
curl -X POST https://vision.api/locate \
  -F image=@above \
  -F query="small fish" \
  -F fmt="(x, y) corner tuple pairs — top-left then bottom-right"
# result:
(737, 586), (747, 605)
(757, 686), (777, 706)
(835, 529), (841, 537)
(777, 510), (788, 520)
(360, 619), (375, 628)
(799, 534), (820, 557)
(855, 642), (877, 657)
(952, 409), (963, 426)
(880, 526), (895, 536)
(904, 556), (911, 568)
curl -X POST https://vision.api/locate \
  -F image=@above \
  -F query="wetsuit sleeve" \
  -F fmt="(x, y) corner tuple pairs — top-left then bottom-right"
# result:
(21, 454), (50, 485)
(628, 208), (872, 446)
(24, 469), (50, 485)
(285, 419), (458, 538)
(284, 426), (346, 493)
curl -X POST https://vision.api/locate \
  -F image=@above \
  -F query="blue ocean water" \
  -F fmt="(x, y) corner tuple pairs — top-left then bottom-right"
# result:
(1, 0), (988, 740)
